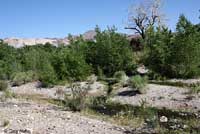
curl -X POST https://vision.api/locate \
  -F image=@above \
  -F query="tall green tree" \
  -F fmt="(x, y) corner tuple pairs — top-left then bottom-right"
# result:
(144, 15), (200, 78)
(143, 26), (173, 78)
(170, 15), (200, 78)
(85, 27), (136, 76)
(52, 48), (91, 81)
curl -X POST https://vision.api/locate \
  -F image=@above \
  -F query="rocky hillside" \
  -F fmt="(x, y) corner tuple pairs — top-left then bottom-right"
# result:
(3, 37), (70, 48)
(3, 30), (97, 48)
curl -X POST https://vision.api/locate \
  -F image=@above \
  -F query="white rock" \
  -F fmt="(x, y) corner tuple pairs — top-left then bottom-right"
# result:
(66, 115), (71, 120)
(183, 124), (188, 129)
(13, 105), (18, 107)
(137, 65), (148, 74)
(160, 116), (168, 123)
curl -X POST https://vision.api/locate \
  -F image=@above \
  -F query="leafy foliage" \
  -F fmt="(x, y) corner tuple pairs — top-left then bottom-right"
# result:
(144, 15), (200, 78)
(12, 71), (37, 86)
(143, 26), (173, 77)
(52, 48), (91, 81)
(0, 43), (20, 80)
(37, 53), (57, 87)
(0, 20), (200, 87)
(170, 15), (200, 78)
(85, 27), (136, 76)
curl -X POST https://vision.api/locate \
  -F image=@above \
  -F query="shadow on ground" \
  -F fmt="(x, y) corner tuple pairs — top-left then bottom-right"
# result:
(118, 90), (140, 97)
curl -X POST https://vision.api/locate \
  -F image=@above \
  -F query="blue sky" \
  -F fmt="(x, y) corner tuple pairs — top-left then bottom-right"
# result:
(0, 0), (199, 38)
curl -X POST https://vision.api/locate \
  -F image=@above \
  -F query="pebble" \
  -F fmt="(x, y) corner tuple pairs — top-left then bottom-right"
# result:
(13, 105), (18, 107)
(160, 116), (168, 123)
(183, 125), (188, 129)
(66, 115), (71, 120)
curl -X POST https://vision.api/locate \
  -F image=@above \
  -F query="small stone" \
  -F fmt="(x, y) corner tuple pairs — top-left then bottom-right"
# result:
(160, 116), (168, 123)
(17, 119), (21, 123)
(13, 105), (18, 107)
(183, 125), (188, 129)
(137, 65), (148, 74)
(30, 116), (34, 120)
(66, 115), (71, 120)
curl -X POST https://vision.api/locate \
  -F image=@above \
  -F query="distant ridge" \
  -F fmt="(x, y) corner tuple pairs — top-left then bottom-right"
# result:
(2, 30), (97, 48)
(2, 30), (137, 48)
(3, 37), (70, 48)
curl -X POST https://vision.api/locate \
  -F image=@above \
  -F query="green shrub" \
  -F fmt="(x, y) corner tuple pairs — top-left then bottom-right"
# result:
(12, 71), (37, 86)
(12, 72), (26, 86)
(64, 83), (89, 111)
(52, 48), (91, 81)
(37, 51), (57, 87)
(144, 15), (200, 78)
(19, 47), (40, 71)
(89, 96), (108, 107)
(129, 75), (148, 94)
(143, 26), (173, 78)
(38, 64), (57, 88)
(25, 71), (38, 82)
(0, 43), (20, 80)
(169, 15), (200, 78)
(0, 81), (8, 91)
(113, 71), (129, 86)
(190, 85), (200, 94)
(85, 27), (136, 76)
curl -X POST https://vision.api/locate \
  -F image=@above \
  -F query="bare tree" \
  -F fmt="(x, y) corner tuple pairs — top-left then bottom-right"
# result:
(126, 0), (164, 39)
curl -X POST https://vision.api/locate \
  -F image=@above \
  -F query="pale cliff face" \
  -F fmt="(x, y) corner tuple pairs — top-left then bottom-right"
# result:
(2, 30), (124, 48)
(3, 37), (70, 48)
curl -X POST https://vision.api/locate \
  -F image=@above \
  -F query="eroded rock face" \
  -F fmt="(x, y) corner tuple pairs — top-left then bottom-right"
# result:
(2, 30), (97, 48)
(3, 37), (70, 48)
(2, 30), (139, 48)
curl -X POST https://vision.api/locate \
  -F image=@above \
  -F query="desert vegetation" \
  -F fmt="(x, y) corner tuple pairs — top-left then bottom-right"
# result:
(0, 0), (200, 134)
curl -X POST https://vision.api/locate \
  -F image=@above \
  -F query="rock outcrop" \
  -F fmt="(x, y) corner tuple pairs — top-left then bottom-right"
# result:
(2, 30), (98, 48)
(3, 37), (70, 48)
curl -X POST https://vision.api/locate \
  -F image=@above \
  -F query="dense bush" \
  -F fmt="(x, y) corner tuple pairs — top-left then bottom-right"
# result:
(52, 48), (91, 81)
(0, 43), (20, 80)
(11, 71), (37, 86)
(37, 53), (57, 87)
(169, 15), (200, 78)
(143, 26), (173, 78)
(0, 21), (199, 87)
(144, 15), (200, 78)
(85, 27), (136, 76)
(19, 47), (41, 71)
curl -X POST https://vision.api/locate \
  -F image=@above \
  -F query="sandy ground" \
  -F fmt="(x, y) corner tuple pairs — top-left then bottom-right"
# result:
(112, 84), (200, 112)
(0, 100), (128, 134)
(10, 82), (106, 100)
(1, 81), (199, 134)
(10, 82), (200, 112)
